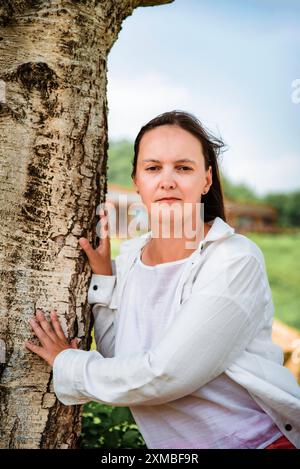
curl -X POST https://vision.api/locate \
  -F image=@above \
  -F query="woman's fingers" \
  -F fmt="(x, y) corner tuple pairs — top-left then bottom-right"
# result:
(29, 317), (51, 347)
(99, 209), (110, 242)
(79, 208), (111, 274)
(26, 309), (75, 366)
(79, 237), (95, 259)
(25, 340), (48, 362)
(50, 310), (67, 341)
(79, 209), (109, 247)
(79, 237), (102, 272)
(36, 310), (56, 341)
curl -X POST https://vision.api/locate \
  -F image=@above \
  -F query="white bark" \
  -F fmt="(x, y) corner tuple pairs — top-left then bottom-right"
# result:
(0, 0), (173, 449)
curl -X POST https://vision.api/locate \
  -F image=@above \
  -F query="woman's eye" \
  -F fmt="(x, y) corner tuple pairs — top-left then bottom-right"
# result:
(146, 166), (192, 171)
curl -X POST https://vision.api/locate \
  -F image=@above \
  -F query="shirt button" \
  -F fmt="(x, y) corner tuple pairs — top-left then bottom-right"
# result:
(93, 285), (98, 291)
(285, 424), (292, 431)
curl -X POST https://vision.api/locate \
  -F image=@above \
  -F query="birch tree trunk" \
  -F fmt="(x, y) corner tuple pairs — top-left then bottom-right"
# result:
(0, 0), (173, 449)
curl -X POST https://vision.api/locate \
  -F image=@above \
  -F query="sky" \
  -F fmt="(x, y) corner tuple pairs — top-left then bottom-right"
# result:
(107, 0), (300, 196)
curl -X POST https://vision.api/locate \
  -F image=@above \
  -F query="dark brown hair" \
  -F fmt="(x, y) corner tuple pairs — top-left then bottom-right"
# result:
(131, 110), (227, 222)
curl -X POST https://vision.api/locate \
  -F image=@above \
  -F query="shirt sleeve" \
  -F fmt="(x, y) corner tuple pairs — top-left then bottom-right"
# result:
(87, 259), (118, 358)
(87, 258), (117, 307)
(53, 254), (268, 407)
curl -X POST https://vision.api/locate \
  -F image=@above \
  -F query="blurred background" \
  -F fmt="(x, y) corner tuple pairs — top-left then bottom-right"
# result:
(79, 0), (300, 448)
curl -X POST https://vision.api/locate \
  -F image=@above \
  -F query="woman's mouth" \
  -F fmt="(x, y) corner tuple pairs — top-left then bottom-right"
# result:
(157, 198), (182, 203)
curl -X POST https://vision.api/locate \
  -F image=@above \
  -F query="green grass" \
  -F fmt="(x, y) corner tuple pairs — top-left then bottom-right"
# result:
(110, 237), (122, 258)
(247, 232), (300, 331)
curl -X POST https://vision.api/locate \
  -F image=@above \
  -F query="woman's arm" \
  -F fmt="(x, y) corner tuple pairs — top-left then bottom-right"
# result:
(52, 253), (269, 407)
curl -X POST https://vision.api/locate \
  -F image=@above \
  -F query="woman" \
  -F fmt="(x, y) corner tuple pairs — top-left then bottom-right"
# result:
(25, 110), (300, 449)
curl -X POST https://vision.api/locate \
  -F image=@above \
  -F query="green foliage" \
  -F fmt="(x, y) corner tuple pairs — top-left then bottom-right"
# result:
(221, 174), (260, 203)
(262, 191), (300, 227)
(79, 403), (147, 449)
(247, 232), (300, 331)
(107, 139), (134, 190)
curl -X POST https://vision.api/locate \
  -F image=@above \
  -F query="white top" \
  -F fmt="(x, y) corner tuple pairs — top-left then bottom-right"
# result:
(52, 217), (300, 449)
(113, 249), (282, 448)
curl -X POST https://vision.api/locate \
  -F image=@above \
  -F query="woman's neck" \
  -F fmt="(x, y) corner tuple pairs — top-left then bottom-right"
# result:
(141, 222), (211, 265)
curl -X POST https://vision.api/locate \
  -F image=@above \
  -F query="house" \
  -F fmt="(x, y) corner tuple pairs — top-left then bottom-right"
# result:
(225, 199), (279, 233)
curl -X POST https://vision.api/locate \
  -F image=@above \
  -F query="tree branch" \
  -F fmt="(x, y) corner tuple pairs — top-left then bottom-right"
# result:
(136, 0), (174, 6)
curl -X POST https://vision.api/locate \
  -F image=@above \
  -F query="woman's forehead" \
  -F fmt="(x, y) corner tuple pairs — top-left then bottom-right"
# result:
(139, 126), (204, 160)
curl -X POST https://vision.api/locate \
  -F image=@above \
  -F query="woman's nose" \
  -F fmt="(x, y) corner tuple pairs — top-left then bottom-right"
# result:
(159, 173), (177, 189)
(160, 181), (176, 189)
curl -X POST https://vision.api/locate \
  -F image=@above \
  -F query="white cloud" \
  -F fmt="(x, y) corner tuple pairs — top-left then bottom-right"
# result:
(222, 149), (300, 195)
(107, 71), (193, 140)
(107, 71), (300, 195)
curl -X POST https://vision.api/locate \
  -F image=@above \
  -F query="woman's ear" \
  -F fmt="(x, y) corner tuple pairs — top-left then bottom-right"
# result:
(205, 165), (213, 190)
(133, 176), (139, 194)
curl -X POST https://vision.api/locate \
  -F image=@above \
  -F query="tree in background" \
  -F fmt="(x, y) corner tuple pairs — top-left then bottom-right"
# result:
(108, 139), (134, 189)
(264, 191), (300, 228)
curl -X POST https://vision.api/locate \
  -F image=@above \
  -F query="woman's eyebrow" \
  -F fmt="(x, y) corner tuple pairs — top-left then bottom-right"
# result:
(142, 158), (196, 164)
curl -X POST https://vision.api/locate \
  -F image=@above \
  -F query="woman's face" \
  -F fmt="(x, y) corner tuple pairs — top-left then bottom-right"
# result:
(133, 124), (212, 233)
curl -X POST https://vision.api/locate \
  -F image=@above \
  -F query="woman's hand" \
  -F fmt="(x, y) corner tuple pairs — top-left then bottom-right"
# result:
(25, 309), (79, 367)
(79, 208), (113, 275)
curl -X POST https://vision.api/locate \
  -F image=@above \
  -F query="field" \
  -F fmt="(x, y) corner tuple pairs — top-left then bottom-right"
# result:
(247, 232), (300, 331)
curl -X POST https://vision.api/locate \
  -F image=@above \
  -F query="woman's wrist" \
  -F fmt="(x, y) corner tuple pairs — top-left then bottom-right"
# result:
(92, 267), (113, 276)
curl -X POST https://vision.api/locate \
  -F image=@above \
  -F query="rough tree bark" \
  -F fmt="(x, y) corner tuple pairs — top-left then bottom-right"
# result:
(0, 0), (173, 449)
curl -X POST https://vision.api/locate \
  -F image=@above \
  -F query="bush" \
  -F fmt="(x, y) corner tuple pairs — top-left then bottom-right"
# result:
(79, 402), (147, 449)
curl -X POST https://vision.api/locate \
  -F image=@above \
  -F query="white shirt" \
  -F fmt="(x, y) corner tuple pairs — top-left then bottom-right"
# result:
(52, 216), (300, 449)
(115, 251), (282, 449)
